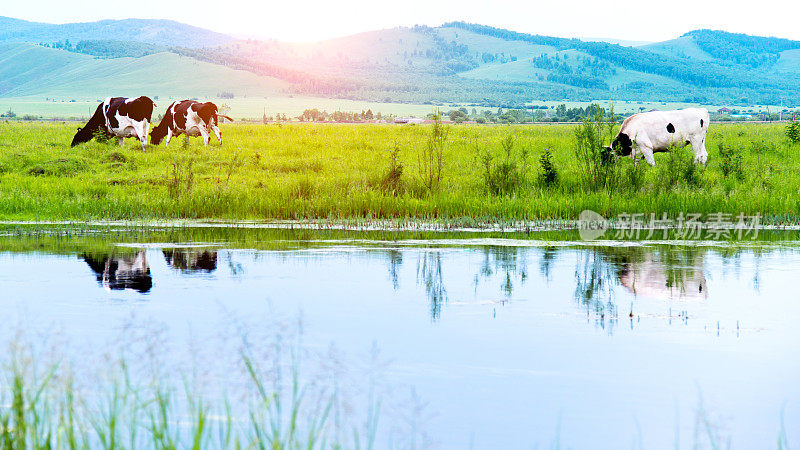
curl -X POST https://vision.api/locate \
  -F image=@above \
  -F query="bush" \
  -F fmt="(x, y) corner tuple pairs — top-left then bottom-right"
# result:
(718, 142), (744, 180)
(479, 134), (530, 195)
(418, 111), (448, 191)
(621, 155), (647, 191)
(380, 143), (404, 194)
(658, 145), (703, 190)
(573, 106), (618, 191)
(786, 118), (800, 144)
(538, 148), (558, 187)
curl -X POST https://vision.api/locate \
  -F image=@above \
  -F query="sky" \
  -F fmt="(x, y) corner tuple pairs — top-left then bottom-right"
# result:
(4, 0), (800, 43)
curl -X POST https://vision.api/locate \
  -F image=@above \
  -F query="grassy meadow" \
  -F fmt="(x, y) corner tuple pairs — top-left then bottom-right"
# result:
(0, 120), (798, 224)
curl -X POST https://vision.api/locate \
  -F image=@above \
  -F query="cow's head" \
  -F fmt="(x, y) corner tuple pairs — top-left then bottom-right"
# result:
(605, 132), (633, 157)
(150, 122), (168, 145)
(71, 126), (95, 147)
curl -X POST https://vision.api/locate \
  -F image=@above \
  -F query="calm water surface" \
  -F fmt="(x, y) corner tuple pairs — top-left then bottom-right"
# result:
(0, 227), (798, 448)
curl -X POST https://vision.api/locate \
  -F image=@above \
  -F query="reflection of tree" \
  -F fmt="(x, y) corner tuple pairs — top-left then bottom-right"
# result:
(539, 246), (558, 282)
(386, 250), (403, 290)
(416, 252), (446, 321)
(573, 250), (619, 315)
(474, 246), (528, 297)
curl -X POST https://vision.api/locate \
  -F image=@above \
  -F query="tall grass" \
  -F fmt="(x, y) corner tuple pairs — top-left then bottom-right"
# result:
(0, 343), (380, 449)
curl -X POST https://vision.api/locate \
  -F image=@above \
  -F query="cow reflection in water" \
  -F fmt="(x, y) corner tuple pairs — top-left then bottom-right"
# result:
(577, 247), (708, 303)
(162, 249), (218, 272)
(83, 251), (152, 293)
(618, 250), (708, 301)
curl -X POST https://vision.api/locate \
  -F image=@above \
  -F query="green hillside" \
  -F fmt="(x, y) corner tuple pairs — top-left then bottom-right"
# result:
(0, 43), (287, 99)
(0, 16), (231, 48)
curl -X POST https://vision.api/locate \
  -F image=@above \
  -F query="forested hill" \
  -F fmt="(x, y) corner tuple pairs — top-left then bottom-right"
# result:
(0, 16), (232, 48)
(682, 29), (800, 67)
(175, 22), (800, 105)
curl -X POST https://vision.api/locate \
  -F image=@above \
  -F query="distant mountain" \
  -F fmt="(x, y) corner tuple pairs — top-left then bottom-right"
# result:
(1, 17), (799, 107)
(0, 16), (232, 48)
(0, 43), (286, 99)
(178, 22), (800, 105)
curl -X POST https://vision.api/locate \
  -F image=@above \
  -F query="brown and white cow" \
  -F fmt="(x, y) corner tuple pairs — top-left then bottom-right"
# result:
(150, 100), (232, 146)
(608, 108), (710, 166)
(71, 96), (155, 152)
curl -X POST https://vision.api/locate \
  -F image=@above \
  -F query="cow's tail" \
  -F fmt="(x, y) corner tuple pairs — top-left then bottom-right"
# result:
(218, 115), (233, 122)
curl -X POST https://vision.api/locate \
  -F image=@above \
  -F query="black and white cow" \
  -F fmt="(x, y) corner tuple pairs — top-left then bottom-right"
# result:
(150, 100), (232, 146)
(608, 108), (710, 166)
(71, 96), (155, 152)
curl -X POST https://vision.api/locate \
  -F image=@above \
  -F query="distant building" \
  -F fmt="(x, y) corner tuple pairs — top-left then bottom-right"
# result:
(717, 107), (732, 113)
(393, 117), (424, 124)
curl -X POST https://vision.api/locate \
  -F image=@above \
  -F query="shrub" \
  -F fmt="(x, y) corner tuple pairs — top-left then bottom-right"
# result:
(718, 142), (744, 180)
(479, 135), (530, 195)
(380, 143), (404, 194)
(418, 111), (448, 191)
(786, 118), (800, 144)
(621, 155), (647, 191)
(573, 106), (618, 191)
(538, 148), (558, 187)
(658, 145), (703, 190)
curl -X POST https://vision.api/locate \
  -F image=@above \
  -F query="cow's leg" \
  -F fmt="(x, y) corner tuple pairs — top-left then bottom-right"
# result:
(212, 125), (222, 146)
(138, 121), (149, 153)
(118, 137), (124, 148)
(199, 127), (210, 147)
(691, 137), (708, 165)
(165, 128), (174, 145)
(640, 146), (656, 166)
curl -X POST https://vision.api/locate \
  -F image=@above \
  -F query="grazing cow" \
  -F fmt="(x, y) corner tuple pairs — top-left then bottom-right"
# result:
(608, 108), (710, 166)
(71, 96), (155, 152)
(83, 251), (152, 293)
(150, 100), (232, 146)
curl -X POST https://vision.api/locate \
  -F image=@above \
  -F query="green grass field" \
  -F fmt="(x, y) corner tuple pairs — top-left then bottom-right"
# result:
(0, 120), (797, 223)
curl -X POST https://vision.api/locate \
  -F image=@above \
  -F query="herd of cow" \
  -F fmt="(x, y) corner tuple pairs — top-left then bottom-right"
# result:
(70, 96), (232, 152)
(70, 96), (711, 167)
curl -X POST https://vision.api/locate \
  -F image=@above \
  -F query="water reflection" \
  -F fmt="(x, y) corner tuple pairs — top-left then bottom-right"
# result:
(163, 249), (218, 273)
(474, 246), (528, 297)
(576, 247), (708, 304)
(416, 251), (446, 321)
(82, 251), (152, 293)
(64, 243), (751, 325)
(618, 248), (707, 301)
